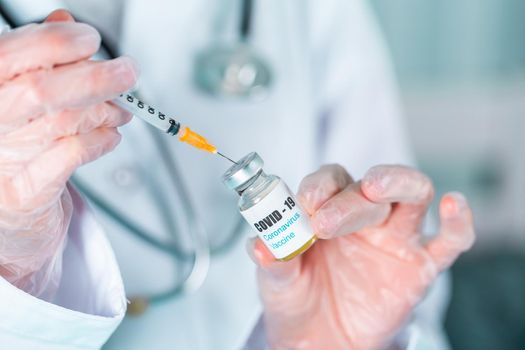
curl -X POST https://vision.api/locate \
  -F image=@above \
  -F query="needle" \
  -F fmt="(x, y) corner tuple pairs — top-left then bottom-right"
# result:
(217, 152), (237, 164)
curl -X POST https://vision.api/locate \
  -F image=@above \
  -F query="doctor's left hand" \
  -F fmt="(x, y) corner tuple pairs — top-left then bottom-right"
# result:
(248, 164), (475, 350)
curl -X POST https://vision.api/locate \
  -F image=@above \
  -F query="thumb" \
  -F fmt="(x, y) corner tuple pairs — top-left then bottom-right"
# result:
(45, 9), (75, 23)
(247, 238), (302, 288)
(425, 192), (476, 271)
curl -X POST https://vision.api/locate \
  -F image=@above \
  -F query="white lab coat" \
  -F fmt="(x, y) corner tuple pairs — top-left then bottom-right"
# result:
(0, 0), (450, 349)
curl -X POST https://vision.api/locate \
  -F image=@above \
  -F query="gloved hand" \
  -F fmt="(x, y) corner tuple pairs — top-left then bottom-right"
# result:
(0, 10), (138, 298)
(249, 164), (475, 349)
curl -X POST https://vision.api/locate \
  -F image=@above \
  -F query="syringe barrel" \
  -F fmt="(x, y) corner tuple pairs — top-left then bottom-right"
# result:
(113, 93), (181, 135)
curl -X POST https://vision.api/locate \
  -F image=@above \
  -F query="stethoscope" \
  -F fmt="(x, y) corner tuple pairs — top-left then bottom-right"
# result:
(0, 0), (272, 314)
(195, 0), (272, 99)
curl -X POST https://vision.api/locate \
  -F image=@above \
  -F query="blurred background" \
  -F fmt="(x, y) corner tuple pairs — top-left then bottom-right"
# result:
(0, 1), (522, 348)
(370, 0), (525, 348)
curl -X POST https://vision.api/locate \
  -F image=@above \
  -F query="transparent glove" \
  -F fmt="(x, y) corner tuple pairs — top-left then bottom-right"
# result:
(0, 10), (138, 298)
(248, 164), (475, 349)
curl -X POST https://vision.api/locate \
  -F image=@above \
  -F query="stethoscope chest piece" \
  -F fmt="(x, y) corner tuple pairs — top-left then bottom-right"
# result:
(194, 44), (272, 100)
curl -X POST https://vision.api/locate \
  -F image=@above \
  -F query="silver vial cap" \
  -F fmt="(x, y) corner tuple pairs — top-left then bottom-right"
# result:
(222, 152), (264, 190)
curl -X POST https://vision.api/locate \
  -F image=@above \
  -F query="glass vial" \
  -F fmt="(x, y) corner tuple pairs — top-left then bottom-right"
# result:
(222, 152), (316, 261)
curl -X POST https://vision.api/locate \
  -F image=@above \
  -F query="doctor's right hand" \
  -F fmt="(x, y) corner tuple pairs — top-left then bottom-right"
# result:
(0, 10), (138, 297)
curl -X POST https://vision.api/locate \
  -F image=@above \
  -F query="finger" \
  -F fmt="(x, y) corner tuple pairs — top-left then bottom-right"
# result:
(247, 237), (302, 288)
(361, 165), (434, 234)
(0, 102), (131, 165)
(5, 103), (131, 146)
(425, 192), (475, 271)
(0, 103), (131, 163)
(0, 56), (138, 130)
(45, 9), (76, 23)
(10, 128), (121, 208)
(0, 22), (100, 82)
(311, 182), (391, 239)
(297, 164), (353, 215)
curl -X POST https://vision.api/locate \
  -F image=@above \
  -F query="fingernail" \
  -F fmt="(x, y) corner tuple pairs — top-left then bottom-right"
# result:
(245, 239), (258, 264)
(296, 192), (314, 215)
(110, 56), (140, 91)
(443, 191), (467, 218)
(254, 249), (265, 265)
(110, 129), (122, 146)
(363, 168), (392, 199)
(450, 191), (467, 206)
(378, 176), (393, 193)
(121, 111), (133, 124)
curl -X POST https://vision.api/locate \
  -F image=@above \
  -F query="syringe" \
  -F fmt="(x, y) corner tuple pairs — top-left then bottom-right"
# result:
(113, 93), (236, 163)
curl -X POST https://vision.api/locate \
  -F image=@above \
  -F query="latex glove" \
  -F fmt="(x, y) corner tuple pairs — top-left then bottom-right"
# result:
(0, 10), (138, 298)
(249, 164), (475, 349)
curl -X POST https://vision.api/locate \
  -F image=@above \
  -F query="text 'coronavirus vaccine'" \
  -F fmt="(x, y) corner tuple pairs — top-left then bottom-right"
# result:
(222, 152), (316, 261)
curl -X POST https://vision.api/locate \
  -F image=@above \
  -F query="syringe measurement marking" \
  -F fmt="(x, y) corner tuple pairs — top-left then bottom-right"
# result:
(121, 93), (166, 121)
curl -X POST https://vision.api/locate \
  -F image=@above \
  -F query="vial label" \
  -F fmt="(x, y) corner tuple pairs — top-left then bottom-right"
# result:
(241, 181), (315, 260)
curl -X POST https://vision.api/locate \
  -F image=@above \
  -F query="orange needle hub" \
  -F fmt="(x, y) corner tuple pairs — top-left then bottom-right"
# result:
(178, 127), (217, 154)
